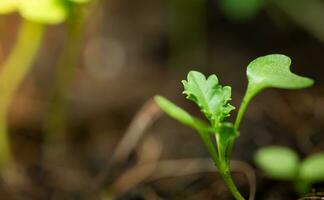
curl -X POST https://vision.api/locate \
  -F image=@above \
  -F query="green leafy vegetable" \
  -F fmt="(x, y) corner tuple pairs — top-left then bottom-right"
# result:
(255, 146), (299, 180)
(299, 153), (324, 183)
(182, 71), (235, 127)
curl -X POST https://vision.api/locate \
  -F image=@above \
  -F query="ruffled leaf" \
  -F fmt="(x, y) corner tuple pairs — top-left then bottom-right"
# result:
(182, 71), (235, 126)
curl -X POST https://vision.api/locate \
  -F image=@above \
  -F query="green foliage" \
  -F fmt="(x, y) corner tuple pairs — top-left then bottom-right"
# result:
(0, 0), (91, 24)
(155, 54), (314, 200)
(182, 71), (235, 127)
(254, 146), (299, 180)
(215, 123), (237, 166)
(299, 153), (324, 183)
(255, 146), (324, 193)
(247, 54), (314, 92)
(154, 95), (211, 133)
(234, 54), (313, 130)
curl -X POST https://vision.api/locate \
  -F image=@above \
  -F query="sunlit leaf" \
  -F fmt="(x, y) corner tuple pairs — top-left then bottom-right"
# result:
(0, 0), (18, 14)
(299, 153), (324, 183)
(19, 0), (68, 24)
(255, 146), (299, 180)
(182, 71), (235, 126)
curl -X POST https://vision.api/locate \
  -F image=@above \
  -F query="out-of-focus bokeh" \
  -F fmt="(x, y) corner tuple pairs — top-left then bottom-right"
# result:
(0, 0), (323, 199)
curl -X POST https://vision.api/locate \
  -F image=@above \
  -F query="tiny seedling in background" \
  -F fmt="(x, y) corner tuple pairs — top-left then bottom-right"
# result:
(0, 0), (91, 171)
(155, 54), (313, 200)
(255, 146), (324, 194)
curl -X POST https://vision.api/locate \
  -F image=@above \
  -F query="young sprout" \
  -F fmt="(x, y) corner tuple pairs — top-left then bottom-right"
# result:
(255, 146), (324, 195)
(155, 54), (313, 200)
(0, 0), (91, 171)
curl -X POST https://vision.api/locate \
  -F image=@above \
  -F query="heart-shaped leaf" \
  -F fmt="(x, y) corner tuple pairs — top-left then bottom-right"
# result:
(299, 153), (324, 183)
(247, 54), (314, 92)
(235, 54), (314, 130)
(255, 146), (299, 180)
(182, 71), (235, 126)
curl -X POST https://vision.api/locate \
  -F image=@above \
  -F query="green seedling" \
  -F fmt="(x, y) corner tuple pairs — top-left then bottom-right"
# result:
(0, 0), (91, 171)
(155, 54), (313, 200)
(255, 146), (324, 194)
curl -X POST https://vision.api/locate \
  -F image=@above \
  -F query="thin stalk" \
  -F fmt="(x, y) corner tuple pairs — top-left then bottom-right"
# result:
(234, 83), (261, 130)
(220, 167), (245, 200)
(0, 20), (44, 169)
(44, 4), (87, 146)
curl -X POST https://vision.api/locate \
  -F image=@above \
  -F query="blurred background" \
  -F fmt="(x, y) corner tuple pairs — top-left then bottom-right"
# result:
(0, 0), (323, 199)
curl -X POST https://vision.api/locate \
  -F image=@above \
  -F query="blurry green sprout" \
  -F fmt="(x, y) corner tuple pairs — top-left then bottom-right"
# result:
(155, 54), (313, 200)
(255, 146), (324, 193)
(0, 0), (90, 24)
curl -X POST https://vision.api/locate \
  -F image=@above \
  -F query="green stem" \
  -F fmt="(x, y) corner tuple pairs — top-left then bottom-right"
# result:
(0, 20), (44, 169)
(234, 83), (261, 130)
(220, 167), (245, 200)
(44, 4), (87, 145)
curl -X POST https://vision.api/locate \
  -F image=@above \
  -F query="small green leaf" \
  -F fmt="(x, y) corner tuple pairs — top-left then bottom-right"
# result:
(19, 0), (68, 24)
(255, 146), (299, 180)
(154, 95), (210, 132)
(182, 71), (235, 126)
(0, 0), (18, 14)
(247, 54), (314, 92)
(299, 153), (324, 183)
(234, 54), (314, 130)
(215, 123), (237, 165)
